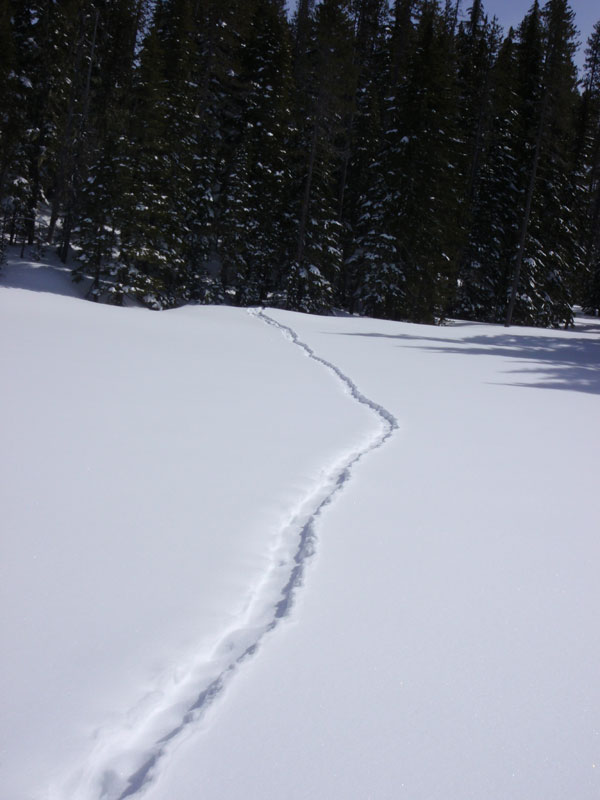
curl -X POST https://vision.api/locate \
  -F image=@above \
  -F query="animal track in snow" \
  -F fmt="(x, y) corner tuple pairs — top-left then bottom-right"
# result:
(62, 309), (398, 800)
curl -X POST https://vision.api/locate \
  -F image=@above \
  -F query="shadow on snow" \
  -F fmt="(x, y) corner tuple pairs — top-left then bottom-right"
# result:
(1, 248), (87, 299)
(329, 328), (600, 396)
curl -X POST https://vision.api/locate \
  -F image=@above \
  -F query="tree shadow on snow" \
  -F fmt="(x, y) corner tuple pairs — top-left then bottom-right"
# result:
(0, 247), (89, 299)
(331, 328), (600, 395)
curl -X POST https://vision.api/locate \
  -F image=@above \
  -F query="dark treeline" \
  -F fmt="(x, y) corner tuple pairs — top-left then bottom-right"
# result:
(1, 0), (599, 325)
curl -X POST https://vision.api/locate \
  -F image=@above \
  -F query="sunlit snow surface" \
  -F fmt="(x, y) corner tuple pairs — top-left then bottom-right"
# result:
(1, 249), (600, 800)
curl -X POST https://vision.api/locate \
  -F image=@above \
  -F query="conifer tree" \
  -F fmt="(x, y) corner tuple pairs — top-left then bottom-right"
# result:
(219, 0), (294, 305)
(0, 0), (594, 326)
(0, 0), (22, 245)
(578, 21), (600, 312)
(45, 2), (99, 247)
(347, 0), (414, 318)
(455, 29), (522, 320)
(505, 0), (579, 327)
(337, 0), (387, 225)
(73, 1), (149, 297)
(338, 0), (389, 307)
(288, 0), (356, 312)
(0, 0), (74, 246)
(183, 0), (254, 300)
(454, 2), (501, 256)
(354, 0), (462, 322)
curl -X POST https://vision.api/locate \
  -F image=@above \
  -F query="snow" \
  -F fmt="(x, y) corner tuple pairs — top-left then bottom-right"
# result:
(0, 251), (373, 800)
(2, 250), (600, 800)
(141, 311), (600, 800)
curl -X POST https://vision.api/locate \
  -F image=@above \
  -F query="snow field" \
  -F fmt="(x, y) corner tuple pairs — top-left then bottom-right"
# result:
(0, 254), (376, 800)
(142, 309), (600, 800)
(2, 252), (600, 799)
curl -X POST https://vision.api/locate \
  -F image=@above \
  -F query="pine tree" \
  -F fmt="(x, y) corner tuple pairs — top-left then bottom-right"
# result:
(353, 0), (462, 322)
(0, 0), (22, 247)
(455, 28), (522, 321)
(347, 0), (413, 318)
(454, 2), (501, 260)
(182, 0), (255, 300)
(337, 0), (389, 308)
(1, 0), (591, 326)
(337, 0), (387, 230)
(578, 21), (600, 312)
(0, 0), (74, 247)
(219, 0), (295, 305)
(73, 1), (148, 298)
(287, 0), (356, 312)
(505, 0), (579, 327)
(45, 2), (100, 247)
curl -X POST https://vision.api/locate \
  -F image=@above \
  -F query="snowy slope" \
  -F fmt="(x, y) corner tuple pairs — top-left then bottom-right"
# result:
(2, 250), (600, 800)
(0, 251), (374, 800)
(142, 311), (600, 800)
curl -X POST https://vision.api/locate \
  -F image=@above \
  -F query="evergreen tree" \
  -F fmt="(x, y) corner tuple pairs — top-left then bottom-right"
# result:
(578, 21), (600, 312)
(0, 0), (76, 247)
(0, 0), (22, 247)
(354, 0), (462, 322)
(455, 28), (522, 320)
(505, 0), (579, 327)
(184, 0), (255, 300)
(338, 0), (389, 308)
(287, 0), (356, 312)
(0, 0), (593, 326)
(73, 1), (148, 297)
(454, 2), (501, 260)
(347, 0), (414, 318)
(219, 0), (295, 305)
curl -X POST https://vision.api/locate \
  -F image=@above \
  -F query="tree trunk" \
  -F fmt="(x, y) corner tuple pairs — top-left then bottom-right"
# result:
(296, 117), (320, 264)
(47, 10), (89, 244)
(505, 89), (549, 327)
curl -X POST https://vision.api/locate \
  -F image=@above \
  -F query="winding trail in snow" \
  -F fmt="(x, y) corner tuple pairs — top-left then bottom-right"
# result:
(81, 309), (398, 800)
(254, 310), (398, 619)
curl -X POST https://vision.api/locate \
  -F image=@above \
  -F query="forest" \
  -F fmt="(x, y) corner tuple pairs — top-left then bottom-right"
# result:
(1, 0), (599, 326)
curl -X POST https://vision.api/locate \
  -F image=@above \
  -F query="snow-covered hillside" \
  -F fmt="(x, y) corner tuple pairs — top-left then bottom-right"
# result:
(2, 250), (599, 800)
